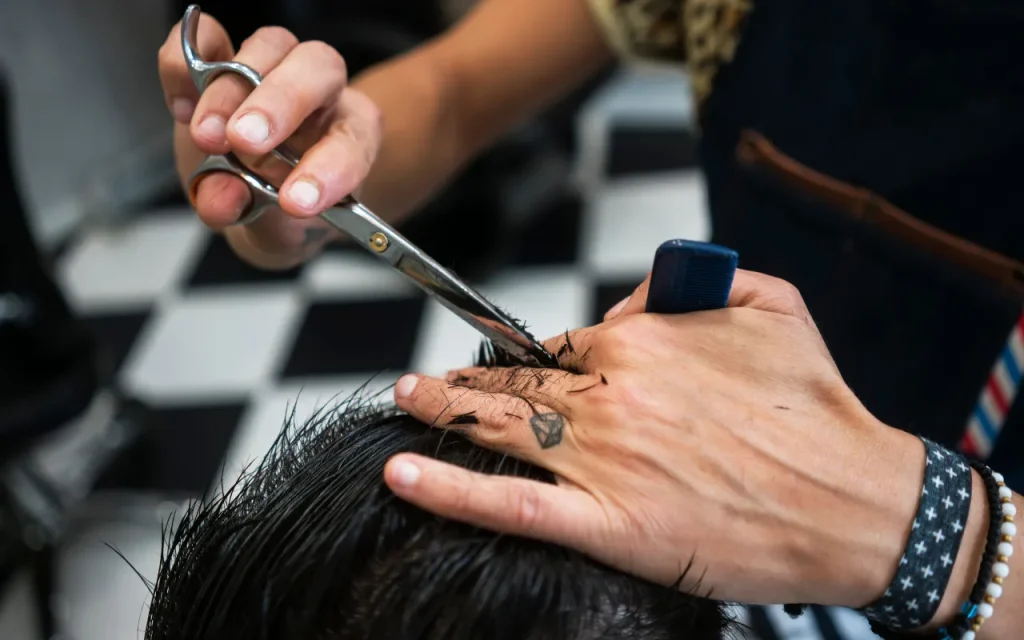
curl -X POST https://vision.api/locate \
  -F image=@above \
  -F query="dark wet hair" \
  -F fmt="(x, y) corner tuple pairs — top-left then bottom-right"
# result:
(143, 343), (732, 639)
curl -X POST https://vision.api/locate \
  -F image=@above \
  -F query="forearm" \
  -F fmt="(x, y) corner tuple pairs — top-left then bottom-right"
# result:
(347, 46), (468, 224)
(352, 0), (612, 224)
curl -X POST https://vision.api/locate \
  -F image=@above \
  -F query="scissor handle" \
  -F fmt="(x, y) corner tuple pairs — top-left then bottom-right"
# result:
(182, 5), (304, 223)
(186, 154), (278, 223)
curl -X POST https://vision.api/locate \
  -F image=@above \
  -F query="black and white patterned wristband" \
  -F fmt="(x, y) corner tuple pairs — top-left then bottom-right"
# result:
(862, 438), (973, 630)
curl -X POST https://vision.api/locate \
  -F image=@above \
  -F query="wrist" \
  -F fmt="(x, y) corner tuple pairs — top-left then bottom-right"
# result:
(804, 423), (925, 608)
(828, 427), (988, 620)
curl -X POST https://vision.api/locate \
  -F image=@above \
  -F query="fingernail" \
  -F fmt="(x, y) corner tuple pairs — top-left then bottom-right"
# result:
(391, 458), (421, 488)
(171, 98), (195, 124)
(395, 374), (420, 399)
(286, 179), (322, 211)
(196, 115), (225, 141)
(233, 112), (270, 145)
(606, 295), (631, 319)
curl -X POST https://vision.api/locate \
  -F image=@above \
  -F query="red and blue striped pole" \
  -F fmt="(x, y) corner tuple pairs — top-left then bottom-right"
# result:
(960, 313), (1024, 459)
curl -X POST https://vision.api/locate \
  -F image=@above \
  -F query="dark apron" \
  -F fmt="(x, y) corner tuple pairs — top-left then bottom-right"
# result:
(698, 0), (1024, 483)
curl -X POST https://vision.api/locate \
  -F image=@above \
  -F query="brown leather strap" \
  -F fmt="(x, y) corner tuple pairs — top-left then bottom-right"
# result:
(736, 130), (1024, 302)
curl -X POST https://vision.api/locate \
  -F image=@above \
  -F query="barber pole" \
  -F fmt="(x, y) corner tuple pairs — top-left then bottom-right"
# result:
(960, 313), (1024, 459)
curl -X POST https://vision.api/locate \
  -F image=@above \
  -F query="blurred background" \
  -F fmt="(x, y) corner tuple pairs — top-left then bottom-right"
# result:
(0, 0), (707, 638)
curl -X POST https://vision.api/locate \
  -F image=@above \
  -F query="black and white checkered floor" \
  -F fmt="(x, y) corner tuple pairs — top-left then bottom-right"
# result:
(0, 69), (876, 639)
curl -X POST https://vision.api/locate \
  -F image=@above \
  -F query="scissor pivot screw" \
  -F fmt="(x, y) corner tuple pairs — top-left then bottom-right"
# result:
(369, 232), (389, 253)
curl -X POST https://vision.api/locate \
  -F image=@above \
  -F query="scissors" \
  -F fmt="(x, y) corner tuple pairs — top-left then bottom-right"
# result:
(180, 5), (557, 367)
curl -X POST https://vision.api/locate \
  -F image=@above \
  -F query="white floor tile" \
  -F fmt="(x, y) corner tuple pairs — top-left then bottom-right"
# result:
(582, 172), (710, 278)
(830, 607), (876, 639)
(57, 521), (164, 640)
(120, 286), (304, 403)
(221, 373), (401, 488)
(411, 267), (590, 375)
(57, 211), (207, 314)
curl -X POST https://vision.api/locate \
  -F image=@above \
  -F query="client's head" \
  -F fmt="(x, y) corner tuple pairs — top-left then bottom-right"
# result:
(144, 343), (731, 640)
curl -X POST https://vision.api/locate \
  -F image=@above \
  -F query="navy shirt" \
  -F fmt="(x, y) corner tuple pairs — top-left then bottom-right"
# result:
(697, 0), (1024, 484)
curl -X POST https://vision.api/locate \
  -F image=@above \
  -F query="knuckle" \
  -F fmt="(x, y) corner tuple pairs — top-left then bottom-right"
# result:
(450, 478), (475, 515)
(505, 368), (540, 391)
(467, 370), (506, 392)
(245, 26), (299, 53)
(593, 378), (648, 418)
(475, 404), (522, 443)
(510, 484), (543, 531)
(598, 318), (640, 353)
(364, 100), (384, 134)
(770, 280), (811, 319)
(300, 40), (347, 76)
(421, 385), (455, 414)
(776, 279), (804, 305)
(761, 275), (805, 309)
(331, 116), (381, 167)
(157, 40), (182, 71)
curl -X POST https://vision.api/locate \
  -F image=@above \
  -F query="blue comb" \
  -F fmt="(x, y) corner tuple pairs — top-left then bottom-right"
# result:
(645, 239), (739, 314)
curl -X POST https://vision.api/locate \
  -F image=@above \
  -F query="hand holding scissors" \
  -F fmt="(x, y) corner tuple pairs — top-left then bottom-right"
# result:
(172, 5), (556, 366)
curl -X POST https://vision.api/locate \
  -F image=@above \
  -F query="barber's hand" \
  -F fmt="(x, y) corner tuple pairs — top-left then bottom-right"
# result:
(601, 269), (823, 322)
(158, 15), (383, 269)
(385, 270), (926, 607)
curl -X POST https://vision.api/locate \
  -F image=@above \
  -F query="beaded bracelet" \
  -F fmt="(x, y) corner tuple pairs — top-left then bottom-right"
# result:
(931, 462), (999, 639)
(954, 466), (1016, 640)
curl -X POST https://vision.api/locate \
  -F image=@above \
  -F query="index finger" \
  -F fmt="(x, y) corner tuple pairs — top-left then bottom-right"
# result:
(539, 327), (603, 373)
(385, 453), (602, 548)
(157, 14), (234, 123)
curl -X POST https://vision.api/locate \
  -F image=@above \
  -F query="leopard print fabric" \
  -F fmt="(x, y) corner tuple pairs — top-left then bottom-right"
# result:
(588, 0), (752, 110)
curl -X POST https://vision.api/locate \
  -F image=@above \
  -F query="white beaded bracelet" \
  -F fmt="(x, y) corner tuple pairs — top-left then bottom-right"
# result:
(961, 471), (1016, 640)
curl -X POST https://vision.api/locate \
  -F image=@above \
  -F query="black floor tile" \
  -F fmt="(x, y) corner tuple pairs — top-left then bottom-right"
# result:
(591, 280), (641, 325)
(280, 297), (426, 377)
(508, 192), (583, 267)
(606, 126), (699, 178)
(83, 310), (151, 376)
(95, 400), (246, 494)
(187, 233), (304, 288)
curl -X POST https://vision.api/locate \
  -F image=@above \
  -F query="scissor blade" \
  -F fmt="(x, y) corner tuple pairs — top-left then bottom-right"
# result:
(318, 206), (558, 367)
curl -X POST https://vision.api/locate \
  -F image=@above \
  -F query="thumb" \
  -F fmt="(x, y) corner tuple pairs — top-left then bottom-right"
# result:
(603, 268), (812, 322)
(726, 270), (813, 320)
(602, 272), (651, 322)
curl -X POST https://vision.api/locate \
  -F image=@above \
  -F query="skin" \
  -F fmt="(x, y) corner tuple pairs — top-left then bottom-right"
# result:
(157, 0), (611, 269)
(388, 270), (1022, 637)
(157, 1), (1023, 634)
